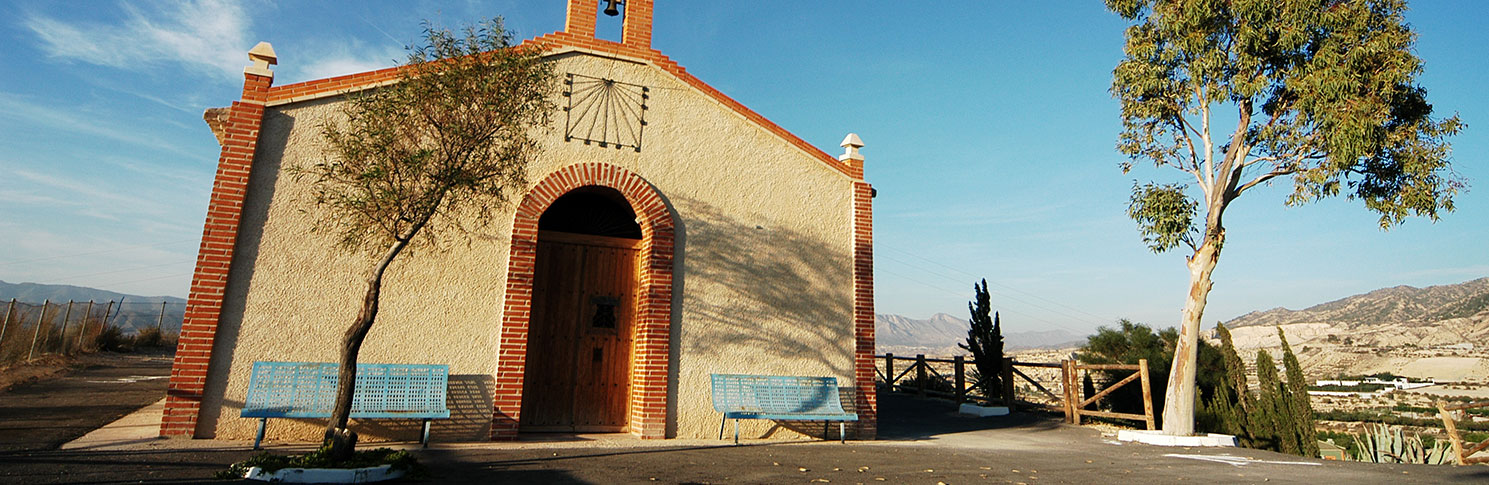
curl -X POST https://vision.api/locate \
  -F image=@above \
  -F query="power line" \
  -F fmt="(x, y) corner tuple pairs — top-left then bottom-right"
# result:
(879, 242), (1112, 323)
(876, 249), (1106, 330)
(0, 239), (197, 267)
(874, 265), (1092, 335)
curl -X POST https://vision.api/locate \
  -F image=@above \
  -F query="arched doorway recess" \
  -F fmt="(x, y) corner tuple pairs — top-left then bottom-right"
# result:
(521, 188), (641, 431)
(492, 163), (675, 440)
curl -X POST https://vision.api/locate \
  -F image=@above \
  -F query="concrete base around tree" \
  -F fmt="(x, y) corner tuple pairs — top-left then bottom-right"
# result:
(957, 404), (1010, 417)
(1116, 429), (1238, 447)
(245, 464), (405, 483)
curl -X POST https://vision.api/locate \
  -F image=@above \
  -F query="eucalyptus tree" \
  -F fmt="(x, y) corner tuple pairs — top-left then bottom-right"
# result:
(300, 19), (555, 459)
(1107, 0), (1462, 435)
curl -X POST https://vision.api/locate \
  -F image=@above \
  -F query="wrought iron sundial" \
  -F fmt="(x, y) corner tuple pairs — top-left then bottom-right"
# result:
(562, 73), (649, 152)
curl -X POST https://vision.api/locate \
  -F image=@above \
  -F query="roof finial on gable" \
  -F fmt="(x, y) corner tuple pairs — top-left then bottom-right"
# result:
(840, 133), (865, 162)
(245, 42), (277, 79)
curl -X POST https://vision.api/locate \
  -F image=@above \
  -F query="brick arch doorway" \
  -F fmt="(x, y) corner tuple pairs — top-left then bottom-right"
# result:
(492, 163), (675, 440)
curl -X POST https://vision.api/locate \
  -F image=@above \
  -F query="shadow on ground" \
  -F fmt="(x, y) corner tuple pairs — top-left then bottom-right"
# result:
(877, 391), (1064, 440)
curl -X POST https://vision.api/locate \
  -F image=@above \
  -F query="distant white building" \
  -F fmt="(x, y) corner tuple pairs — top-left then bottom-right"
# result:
(1312, 377), (1436, 394)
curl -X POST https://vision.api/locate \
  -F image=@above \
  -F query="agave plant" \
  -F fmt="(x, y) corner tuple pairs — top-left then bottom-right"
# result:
(1351, 424), (1452, 465)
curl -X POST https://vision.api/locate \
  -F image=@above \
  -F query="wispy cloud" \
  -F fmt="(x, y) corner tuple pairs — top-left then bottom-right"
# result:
(0, 92), (199, 158)
(287, 41), (403, 83)
(23, 0), (252, 81)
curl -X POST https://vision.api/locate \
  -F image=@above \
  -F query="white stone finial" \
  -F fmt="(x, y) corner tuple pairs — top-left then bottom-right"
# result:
(839, 133), (864, 162)
(245, 42), (277, 77)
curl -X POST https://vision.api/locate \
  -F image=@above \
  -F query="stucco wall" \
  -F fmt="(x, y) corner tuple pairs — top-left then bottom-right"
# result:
(199, 51), (857, 442)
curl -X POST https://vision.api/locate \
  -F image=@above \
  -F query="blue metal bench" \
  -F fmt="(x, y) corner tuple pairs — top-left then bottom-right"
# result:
(710, 373), (858, 444)
(241, 361), (450, 449)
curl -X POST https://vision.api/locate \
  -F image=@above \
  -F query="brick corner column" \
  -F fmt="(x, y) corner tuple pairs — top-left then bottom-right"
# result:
(851, 179), (876, 440)
(160, 45), (276, 438)
(841, 133), (876, 440)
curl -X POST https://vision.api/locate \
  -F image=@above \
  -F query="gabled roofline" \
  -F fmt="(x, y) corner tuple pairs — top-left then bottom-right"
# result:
(262, 32), (855, 179)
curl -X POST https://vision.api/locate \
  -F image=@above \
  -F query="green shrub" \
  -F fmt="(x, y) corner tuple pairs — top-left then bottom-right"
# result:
(217, 447), (423, 479)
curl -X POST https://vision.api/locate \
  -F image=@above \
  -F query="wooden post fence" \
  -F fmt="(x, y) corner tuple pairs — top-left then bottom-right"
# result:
(915, 354), (928, 397)
(954, 355), (966, 404)
(1438, 400), (1489, 465)
(1065, 359), (1155, 430)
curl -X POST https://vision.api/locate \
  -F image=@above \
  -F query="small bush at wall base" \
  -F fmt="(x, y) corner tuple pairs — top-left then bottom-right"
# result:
(215, 447), (424, 480)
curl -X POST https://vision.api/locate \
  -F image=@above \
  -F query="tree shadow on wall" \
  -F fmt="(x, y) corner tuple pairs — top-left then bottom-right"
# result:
(666, 196), (858, 436)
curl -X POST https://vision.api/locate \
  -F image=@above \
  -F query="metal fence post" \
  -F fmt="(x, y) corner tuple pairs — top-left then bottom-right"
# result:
(78, 300), (94, 348)
(155, 301), (167, 331)
(0, 298), (14, 347)
(28, 299), (50, 360)
(58, 301), (74, 354)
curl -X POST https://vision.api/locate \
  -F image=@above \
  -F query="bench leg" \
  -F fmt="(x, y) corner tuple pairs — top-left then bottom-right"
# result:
(840, 422), (846, 444)
(734, 419), (740, 446)
(253, 418), (267, 450)
(421, 419), (431, 448)
(718, 415), (726, 441)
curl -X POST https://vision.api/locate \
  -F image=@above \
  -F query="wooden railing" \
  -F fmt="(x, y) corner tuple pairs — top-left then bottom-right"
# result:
(876, 354), (1154, 430)
(876, 353), (1014, 405)
(1438, 400), (1489, 465)
(1064, 360), (1154, 430)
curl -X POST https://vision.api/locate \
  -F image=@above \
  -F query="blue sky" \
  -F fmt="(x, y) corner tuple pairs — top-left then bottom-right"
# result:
(1, 1), (1485, 338)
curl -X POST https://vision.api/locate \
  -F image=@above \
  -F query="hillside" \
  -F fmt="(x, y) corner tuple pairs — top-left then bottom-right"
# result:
(1225, 277), (1489, 329)
(876, 312), (1086, 356)
(1215, 276), (1489, 381)
(0, 280), (185, 335)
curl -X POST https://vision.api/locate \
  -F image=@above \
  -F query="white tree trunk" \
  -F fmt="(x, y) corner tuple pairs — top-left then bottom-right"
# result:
(1161, 234), (1221, 435)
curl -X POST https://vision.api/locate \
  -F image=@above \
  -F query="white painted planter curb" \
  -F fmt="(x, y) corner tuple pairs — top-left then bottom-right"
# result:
(245, 464), (405, 483)
(1116, 430), (1238, 447)
(958, 403), (1010, 417)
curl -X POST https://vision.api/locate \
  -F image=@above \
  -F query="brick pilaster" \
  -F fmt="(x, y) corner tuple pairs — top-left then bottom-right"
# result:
(565, 0), (599, 38)
(852, 179), (877, 439)
(621, 0), (654, 49)
(160, 59), (273, 438)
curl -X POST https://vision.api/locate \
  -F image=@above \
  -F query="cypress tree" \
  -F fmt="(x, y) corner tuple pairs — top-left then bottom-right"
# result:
(1254, 350), (1299, 454)
(960, 279), (1004, 402)
(1205, 323), (1250, 441)
(1278, 329), (1319, 457)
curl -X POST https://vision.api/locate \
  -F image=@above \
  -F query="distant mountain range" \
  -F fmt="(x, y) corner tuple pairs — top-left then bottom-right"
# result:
(0, 280), (185, 335)
(1216, 276), (1489, 381)
(1224, 277), (1489, 330)
(876, 312), (1087, 355)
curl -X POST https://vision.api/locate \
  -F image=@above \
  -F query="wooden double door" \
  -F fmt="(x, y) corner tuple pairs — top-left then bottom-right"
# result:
(520, 231), (640, 432)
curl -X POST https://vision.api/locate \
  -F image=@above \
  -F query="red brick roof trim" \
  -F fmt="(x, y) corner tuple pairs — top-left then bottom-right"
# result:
(262, 32), (853, 178)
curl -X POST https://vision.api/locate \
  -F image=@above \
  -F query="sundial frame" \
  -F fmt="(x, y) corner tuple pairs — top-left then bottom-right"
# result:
(562, 73), (649, 152)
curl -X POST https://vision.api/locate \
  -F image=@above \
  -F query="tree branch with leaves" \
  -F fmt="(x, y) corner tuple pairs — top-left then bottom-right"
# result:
(295, 18), (556, 460)
(1108, 0), (1463, 435)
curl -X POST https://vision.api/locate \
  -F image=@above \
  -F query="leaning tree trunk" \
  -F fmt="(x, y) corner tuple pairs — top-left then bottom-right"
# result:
(323, 237), (413, 461)
(1161, 230), (1223, 436)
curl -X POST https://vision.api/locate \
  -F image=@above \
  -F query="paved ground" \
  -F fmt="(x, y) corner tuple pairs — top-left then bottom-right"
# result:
(3, 361), (1487, 484)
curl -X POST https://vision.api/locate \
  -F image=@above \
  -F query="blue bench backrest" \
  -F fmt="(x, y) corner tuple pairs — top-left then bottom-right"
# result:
(710, 374), (848, 415)
(242, 361), (450, 419)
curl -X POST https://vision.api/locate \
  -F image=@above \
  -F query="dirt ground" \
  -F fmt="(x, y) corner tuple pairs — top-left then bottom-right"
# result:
(0, 350), (172, 453)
